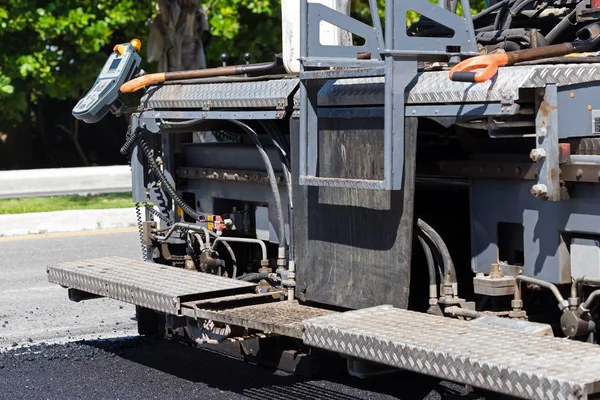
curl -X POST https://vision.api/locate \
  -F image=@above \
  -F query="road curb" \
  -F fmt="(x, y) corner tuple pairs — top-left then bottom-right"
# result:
(0, 208), (138, 237)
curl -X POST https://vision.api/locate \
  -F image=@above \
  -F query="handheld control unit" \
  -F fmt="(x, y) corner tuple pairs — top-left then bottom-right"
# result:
(72, 39), (142, 124)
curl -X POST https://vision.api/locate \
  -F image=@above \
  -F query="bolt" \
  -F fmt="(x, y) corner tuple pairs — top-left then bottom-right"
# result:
(570, 92), (575, 98)
(531, 184), (548, 198)
(530, 148), (547, 162)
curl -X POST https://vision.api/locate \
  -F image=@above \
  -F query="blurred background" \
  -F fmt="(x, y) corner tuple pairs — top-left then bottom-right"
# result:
(0, 0), (485, 171)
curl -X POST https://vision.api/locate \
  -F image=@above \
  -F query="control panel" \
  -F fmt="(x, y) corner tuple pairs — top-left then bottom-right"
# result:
(72, 39), (142, 124)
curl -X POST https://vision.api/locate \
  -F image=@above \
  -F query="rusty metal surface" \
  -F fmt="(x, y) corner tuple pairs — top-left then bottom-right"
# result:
(193, 301), (335, 339)
(47, 256), (256, 314)
(177, 167), (285, 185)
(303, 305), (600, 400)
(439, 160), (600, 183)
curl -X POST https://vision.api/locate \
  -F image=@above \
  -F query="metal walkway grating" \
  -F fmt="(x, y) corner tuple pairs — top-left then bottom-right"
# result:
(47, 256), (256, 315)
(303, 305), (600, 400)
(191, 300), (336, 339)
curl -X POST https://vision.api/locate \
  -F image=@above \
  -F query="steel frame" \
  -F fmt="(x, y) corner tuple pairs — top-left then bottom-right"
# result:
(298, 0), (478, 190)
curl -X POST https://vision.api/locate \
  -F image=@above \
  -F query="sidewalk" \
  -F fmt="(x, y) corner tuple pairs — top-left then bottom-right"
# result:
(0, 208), (138, 237)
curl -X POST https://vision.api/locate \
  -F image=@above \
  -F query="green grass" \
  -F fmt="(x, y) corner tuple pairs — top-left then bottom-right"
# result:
(0, 192), (135, 215)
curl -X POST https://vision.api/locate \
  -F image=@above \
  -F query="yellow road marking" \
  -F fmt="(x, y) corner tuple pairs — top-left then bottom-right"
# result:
(0, 227), (138, 242)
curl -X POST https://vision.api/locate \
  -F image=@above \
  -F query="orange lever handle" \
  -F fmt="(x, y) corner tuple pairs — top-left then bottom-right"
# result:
(120, 73), (166, 93)
(449, 53), (509, 83)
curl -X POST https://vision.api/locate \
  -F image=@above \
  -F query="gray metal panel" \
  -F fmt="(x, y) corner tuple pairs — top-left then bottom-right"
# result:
(470, 179), (600, 283)
(315, 64), (600, 107)
(292, 116), (416, 309)
(141, 79), (299, 110)
(303, 305), (600, 400)
(47, 256), (256, 314)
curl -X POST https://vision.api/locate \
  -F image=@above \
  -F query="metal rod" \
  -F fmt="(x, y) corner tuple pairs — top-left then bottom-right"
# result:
(571, 276), (600, 299)
(582, 289), (600, 311)
(515, 275), (568, 310)
(154, 222), (206, 241)
(211, 237), (268, 262)
(445, 306), (483, 319)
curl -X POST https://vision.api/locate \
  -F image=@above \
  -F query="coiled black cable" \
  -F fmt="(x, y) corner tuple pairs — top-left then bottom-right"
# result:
(135, 202), (147, 260)
(138, 130), (203, 221)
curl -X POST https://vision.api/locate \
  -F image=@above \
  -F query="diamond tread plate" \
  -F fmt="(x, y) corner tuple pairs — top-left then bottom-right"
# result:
(194, 301), (335, 339)
(315, 63), (600, 107)
(303, 305), (600, 400)
(141, 78), (299, 110)
(47, 256), (255, 314)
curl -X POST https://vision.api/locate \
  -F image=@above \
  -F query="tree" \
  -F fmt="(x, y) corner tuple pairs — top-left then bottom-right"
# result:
(0, 0), (485, 169)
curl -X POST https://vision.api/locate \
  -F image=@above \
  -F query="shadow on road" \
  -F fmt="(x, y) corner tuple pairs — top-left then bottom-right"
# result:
(87, 336), (475, 400)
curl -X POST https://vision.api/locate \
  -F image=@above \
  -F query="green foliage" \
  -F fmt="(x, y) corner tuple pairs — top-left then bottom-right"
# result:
(0, 0), (154, 125)
(201, 0), (281, 66)
(0, 0), (487, 126)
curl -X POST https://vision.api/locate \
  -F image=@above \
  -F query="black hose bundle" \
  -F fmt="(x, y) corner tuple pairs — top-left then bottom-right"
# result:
(416, 219), (457, 288)
(137, 129), (204, 221)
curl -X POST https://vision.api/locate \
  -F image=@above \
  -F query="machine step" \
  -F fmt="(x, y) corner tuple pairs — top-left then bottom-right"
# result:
(186, 300), (336, 339)
(47, 256), (256, 315)
(303, 305), (600, 400)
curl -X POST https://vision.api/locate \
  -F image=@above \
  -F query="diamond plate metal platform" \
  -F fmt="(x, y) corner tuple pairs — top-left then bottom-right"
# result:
(47, 256), (256, 315)
(141, 78), (299, 110)
(303, 305), (600, 400)
(311, 63), (600, 107)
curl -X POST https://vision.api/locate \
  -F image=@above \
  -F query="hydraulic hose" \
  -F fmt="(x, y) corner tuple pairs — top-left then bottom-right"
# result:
(261, 121), (294, 261)
(545, 8), (577, 44)
(416, 219), (457, 296)
(418, 234), (438, 300)
(138, 131), (203, 221)
(228, 120), (287, 258)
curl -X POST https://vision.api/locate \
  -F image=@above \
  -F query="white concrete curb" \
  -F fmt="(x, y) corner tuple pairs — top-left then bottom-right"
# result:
(0, 166), (131, 199)
(0, 208), (138, 237)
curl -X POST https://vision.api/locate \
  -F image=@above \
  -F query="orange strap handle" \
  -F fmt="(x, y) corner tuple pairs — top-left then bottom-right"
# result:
(120, 73), (166, 93)
(449, 53), (509, 83)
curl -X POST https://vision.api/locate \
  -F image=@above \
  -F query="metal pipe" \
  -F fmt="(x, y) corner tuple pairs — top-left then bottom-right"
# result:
(571, 276), (600, 299)
(514, 275), (568, 310)
(211, 237), (268, 262)
(205, 231), (237, 279)
(121, 56), (283, 93)
(582, 289), (600, 311)
(154, 222), (207, 241)
(570, 155), (600, 164)
(445, 306), (483, 319)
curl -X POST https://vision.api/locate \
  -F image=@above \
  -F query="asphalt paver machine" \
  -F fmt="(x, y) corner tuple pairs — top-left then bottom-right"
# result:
(49, 1), (600, 398)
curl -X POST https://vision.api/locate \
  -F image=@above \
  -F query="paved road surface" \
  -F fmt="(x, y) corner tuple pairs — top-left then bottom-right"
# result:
(0, 229), (477, 400)
(0, 229), (140, 348)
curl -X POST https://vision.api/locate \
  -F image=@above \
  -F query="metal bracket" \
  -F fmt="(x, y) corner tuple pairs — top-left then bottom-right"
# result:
(304, 3), (385, 63)
(384, 0), (478, 57)
(532, 84), (561, 201)
(297, 0), (477, 191)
